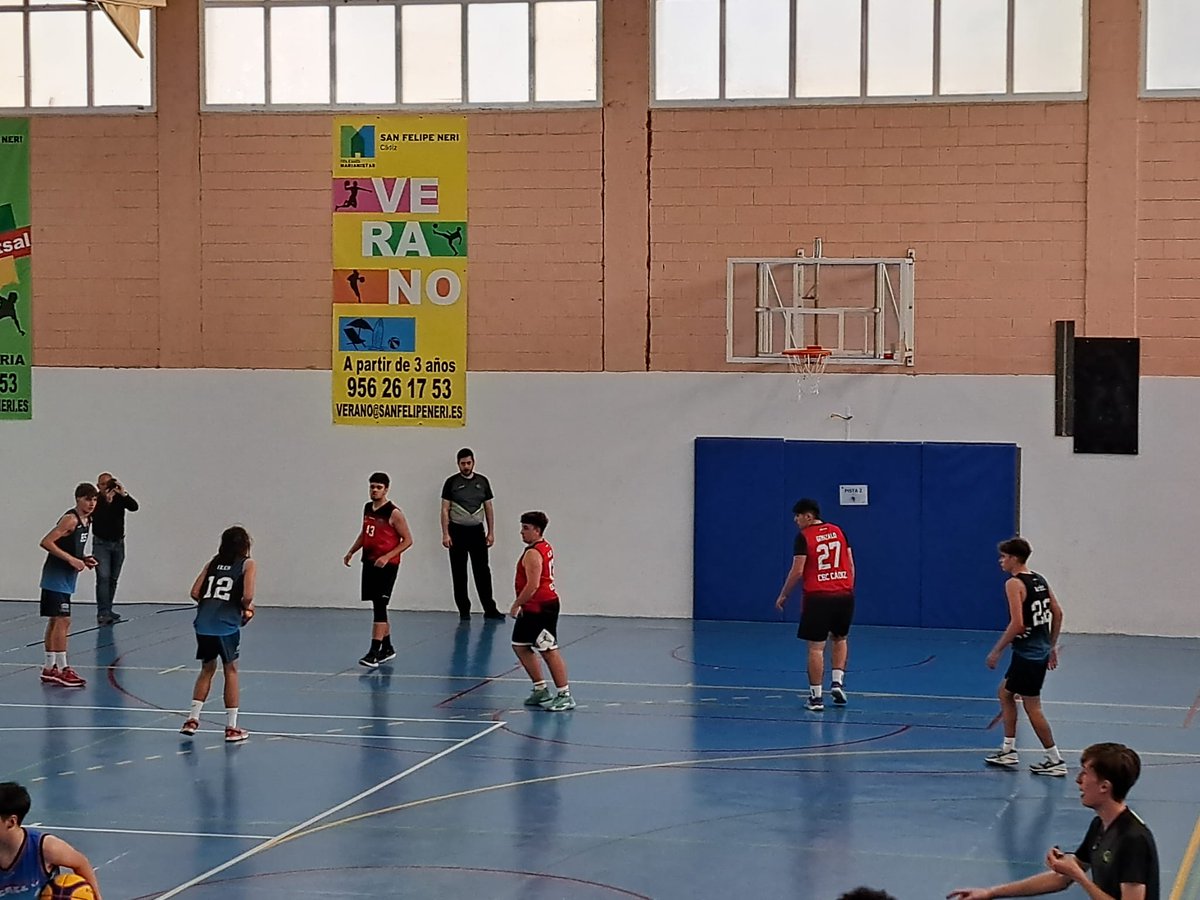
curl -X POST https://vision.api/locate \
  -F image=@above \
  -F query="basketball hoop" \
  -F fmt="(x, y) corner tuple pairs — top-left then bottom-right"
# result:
(782, 346), (832, 397)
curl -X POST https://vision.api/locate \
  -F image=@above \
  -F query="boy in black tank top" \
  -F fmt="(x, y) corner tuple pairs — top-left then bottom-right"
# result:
(983, 537), (1066, 776)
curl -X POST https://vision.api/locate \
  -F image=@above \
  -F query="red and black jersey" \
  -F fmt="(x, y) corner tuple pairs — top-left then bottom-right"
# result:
(361, 501), (402, 565)
(515, 540), (558, 612)
(795, 522), (854, 594)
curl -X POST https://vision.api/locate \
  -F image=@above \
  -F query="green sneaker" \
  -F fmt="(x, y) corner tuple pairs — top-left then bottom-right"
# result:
(544, 692), (576, 712)
(523, 687), (552, 707)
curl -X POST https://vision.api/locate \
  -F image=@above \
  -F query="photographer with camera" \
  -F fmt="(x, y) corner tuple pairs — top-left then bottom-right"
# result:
(92, 472), (139, 626)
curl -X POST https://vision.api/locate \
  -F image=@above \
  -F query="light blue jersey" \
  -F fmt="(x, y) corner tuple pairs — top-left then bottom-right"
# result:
(39, 511), (88, 595)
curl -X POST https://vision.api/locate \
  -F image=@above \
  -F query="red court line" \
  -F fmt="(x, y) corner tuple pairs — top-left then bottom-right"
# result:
(1184, 689), (1200, 728)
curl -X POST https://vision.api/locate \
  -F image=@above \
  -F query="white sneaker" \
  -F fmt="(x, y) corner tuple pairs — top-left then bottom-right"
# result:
(985, 749), (1019, 767)
(1030, 758), (1068, 777)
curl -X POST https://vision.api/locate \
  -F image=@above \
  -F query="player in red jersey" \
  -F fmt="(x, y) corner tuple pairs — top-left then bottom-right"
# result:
(344, 472), (413, 668)
(510, 511), (575, 712)
(776, 498), (856, 711)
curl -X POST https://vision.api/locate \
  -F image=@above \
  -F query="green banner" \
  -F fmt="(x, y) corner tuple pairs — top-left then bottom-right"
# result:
(0, 118), (31, 420)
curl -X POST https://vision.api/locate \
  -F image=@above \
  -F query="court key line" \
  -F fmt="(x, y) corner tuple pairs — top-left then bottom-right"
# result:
(152, 721), (504, 900)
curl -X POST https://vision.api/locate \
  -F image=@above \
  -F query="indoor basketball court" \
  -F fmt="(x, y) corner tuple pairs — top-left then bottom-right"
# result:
(2, 606), (1198, 899)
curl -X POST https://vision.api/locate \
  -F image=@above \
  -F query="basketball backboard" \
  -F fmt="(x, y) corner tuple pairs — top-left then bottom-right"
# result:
(726, 240), (915, 367)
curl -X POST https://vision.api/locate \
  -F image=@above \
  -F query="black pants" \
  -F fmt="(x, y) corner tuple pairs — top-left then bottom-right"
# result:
(448, 522), (497, 615)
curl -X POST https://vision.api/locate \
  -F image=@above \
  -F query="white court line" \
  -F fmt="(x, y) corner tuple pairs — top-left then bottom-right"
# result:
(153, 721), (504, 900)
(29, 823), (272, 840)
(157, 665), (187, 675)
(272, 743), (1200, 848)
(0, 726), (464, 742)
(0, 703), (497, 725)
(2, 665), (1190, 713)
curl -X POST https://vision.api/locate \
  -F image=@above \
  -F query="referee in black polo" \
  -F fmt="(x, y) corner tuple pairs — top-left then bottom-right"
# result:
(440, 449), (504, 621)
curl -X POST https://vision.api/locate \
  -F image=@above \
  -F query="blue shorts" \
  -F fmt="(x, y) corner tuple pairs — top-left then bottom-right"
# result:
(196, 632), (240, 663)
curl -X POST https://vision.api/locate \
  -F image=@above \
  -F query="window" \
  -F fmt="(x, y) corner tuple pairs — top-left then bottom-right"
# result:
(654, 0), (1086, 104)
(202, 0), (599, 109)
(0, 1), (153, 111)
(1144, 0), (1200, 93)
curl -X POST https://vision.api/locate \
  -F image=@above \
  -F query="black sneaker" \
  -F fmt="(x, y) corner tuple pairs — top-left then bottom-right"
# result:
(358, 650), (380, 669)
(830, 682), (847, 705)
(483, 611), (507, 621)
(376, 645), (397, 663)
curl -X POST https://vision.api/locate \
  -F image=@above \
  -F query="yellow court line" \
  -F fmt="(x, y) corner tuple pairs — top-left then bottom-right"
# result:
(1171, 808), (1200, 900)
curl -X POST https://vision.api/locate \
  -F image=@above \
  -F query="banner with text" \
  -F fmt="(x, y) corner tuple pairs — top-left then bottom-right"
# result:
(0, 119), (31, 421)
(332, 116), (467, 427)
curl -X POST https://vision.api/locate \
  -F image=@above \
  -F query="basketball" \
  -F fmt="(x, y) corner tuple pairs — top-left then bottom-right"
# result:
(40, 873), (95, 900)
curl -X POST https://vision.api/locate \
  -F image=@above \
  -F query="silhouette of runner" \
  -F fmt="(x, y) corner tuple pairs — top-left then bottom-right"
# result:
(431, 225), (464, 256)
(336, 180), (368, 210)
(0, 291), (25, 336)
(347, 270), (366, 302)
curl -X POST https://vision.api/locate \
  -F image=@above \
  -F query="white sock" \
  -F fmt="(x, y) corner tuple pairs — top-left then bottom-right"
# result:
(45, 652), (55, 669)
(556, 684), (570, 695)
(55, 652), (67, 669)
(810, 685), (822, 699)
(226, 708), (238, 729)
(832, 669), (845, 685)
(1046, 745), (1062, 763)
(533, 680), (547, 691)
(189, 700), (204, 721)
(1003, 737), (1016, 752)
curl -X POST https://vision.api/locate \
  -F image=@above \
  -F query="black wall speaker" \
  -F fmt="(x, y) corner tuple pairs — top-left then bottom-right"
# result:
(1072, 337), (1139, 455)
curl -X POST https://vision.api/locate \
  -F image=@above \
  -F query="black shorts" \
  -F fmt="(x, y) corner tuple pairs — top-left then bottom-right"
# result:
(1003, 653), (1049, 697)
(512, 602), (560, 650)
(196, 632), (240, 663)
(798, 592), (855, 642)
(40, 590), (72, 618)
(361, 563), (399, 605)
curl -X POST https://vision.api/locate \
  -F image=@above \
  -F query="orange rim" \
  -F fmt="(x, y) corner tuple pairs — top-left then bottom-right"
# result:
(781, 346), (831, 359)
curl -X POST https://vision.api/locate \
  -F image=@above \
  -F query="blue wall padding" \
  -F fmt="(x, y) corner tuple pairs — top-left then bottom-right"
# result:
(693, 438), (1020, 629)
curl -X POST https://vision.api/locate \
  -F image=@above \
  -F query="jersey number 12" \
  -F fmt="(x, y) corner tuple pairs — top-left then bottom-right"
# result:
(203, 576), (234, 602)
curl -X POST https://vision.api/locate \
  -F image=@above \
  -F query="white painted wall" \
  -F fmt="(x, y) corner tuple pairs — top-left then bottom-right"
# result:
(2, 369), (1196, 636)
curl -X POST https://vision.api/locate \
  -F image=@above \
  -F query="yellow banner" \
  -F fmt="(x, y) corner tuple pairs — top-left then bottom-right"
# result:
(332, 115), (467, 427)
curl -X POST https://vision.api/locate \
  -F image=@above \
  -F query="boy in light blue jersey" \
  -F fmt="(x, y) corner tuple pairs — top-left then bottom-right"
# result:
(180, 526), (256, 743)
(37, 483), (98, 687)
(0, 782), (103, 899)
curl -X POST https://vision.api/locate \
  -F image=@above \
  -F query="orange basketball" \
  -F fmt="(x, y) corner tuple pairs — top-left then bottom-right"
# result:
(40, 873), (95, 900)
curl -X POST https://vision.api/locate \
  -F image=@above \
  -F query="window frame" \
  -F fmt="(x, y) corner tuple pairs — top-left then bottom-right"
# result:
(1140, 0), (1200, 98)
(651, 0), (1089, 108)
(0, 0), (156, 114)
(200, 0), (603, 112)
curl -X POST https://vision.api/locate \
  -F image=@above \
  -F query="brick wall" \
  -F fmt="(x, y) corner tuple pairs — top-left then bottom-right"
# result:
(22, 1), (1200, 375)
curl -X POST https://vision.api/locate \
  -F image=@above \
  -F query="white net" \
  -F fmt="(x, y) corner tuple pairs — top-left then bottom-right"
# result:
(783, 347), (831, 398)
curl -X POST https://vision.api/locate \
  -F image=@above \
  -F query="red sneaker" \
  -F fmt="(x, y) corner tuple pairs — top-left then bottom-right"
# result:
(40, 666), (64, 685)
(58, 667), (86, 688)
(224, 726), (248, 743)
(180, 718), (200, 736)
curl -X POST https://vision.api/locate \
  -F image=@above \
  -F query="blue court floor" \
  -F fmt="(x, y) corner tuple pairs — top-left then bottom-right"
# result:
(2, 601), (1198, 899)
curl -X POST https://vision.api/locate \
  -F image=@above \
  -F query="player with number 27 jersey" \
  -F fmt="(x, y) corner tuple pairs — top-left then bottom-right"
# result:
(796, 522), (855, 595)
